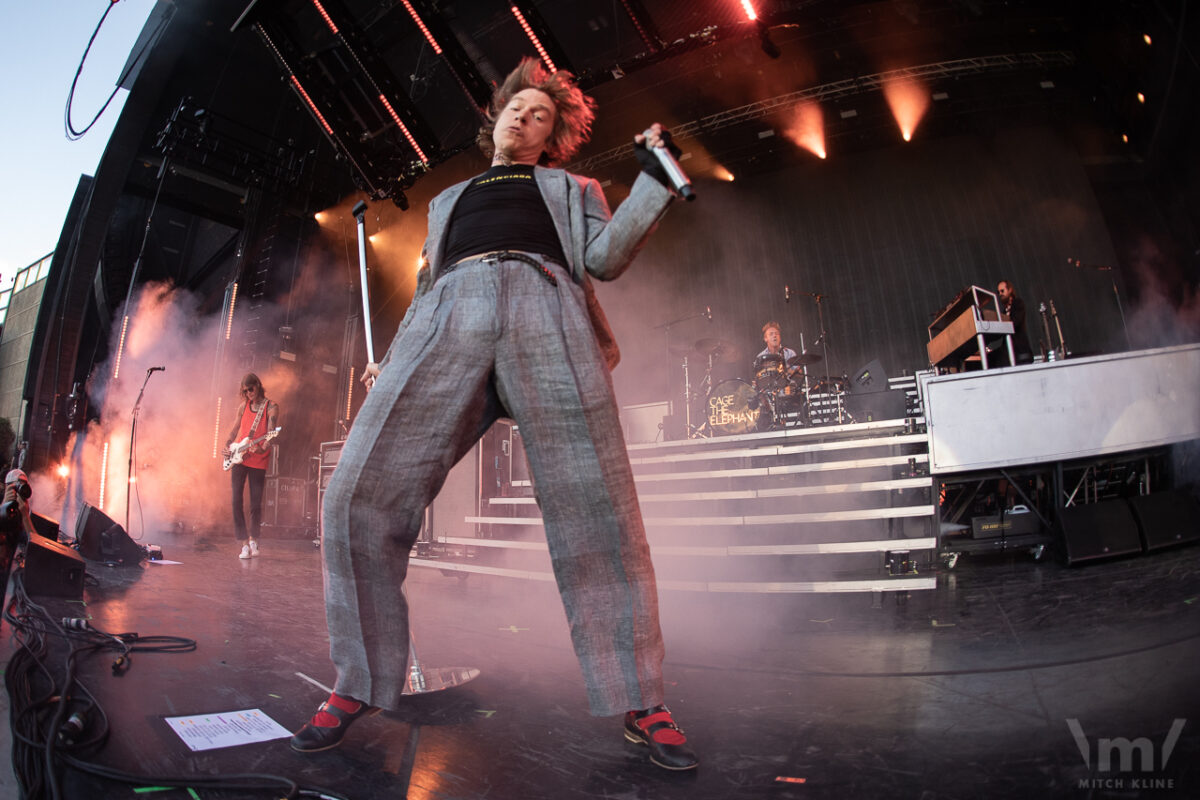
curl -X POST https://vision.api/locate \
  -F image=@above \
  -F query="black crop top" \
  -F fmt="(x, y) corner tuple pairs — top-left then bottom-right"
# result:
(440, 164), (568, 267)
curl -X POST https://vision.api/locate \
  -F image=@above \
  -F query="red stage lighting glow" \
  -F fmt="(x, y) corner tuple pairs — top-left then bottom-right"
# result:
(511, 6), (556, 72)
(739, 0), (758, 22)
(882, 76), (930, 142)
(310, 0), (339, 35)
(400, 0), (442, 54)
(378, 94), (430, 164)
(290, 76), (335, 135)
(784, 101), (826, 159)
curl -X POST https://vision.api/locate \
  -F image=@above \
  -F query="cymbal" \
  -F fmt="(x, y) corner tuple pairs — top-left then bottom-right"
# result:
(693, 337), (741, 363)
(787, 352), (823, 368)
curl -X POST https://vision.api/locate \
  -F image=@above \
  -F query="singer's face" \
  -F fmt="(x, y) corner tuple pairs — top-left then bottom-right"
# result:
(493, 89), (556, 165)
(997, 282), (1012, 303)
(764, 327), (781, 350)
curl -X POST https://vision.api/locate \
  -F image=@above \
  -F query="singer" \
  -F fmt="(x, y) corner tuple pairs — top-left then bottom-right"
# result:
(293, 58), (697, 771)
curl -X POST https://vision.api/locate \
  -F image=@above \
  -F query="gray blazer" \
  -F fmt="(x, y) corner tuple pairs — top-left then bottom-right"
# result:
(388, 167), (674, 370)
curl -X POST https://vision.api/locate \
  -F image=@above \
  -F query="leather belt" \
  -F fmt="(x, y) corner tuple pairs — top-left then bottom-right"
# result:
(444, 250), (559, 286)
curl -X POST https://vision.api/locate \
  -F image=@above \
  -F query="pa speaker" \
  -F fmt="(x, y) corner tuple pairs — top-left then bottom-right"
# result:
(1058, 499), (1143, 566)
(1127, 490), (1200, 552)
(23, 537), (86, 599)
(75, 503), (146, 565)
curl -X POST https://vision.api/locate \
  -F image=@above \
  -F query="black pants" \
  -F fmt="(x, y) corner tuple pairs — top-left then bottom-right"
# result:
(231, 464), (266, 542)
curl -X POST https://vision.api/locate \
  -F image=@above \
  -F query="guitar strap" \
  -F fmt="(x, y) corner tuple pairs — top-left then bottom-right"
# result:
(248, 398), (268, 441)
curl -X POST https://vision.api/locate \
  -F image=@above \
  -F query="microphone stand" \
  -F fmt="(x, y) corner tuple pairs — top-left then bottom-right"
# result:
(1069, 258), (1131, 350)
(655, 309), (711, 439)
(126, 369), (160, 534)
(351, 202), (478, 694)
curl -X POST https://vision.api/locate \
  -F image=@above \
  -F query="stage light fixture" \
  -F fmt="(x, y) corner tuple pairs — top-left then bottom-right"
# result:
(1122, 133), (1129, 143)
(511, 6), (556, 72)
(378, 94), (429, 164)
(784, 101), (826, 159)
(739, 0), (758, 21)
(56, 464), (69, 479)
(1137, 92), (1145, 104)
(882, 76), (930, 142)
(1143, 33), (1152, 45)
(399, 0), (442, 54)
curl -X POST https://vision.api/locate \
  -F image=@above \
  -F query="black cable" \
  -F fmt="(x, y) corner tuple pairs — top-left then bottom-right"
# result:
(64, 2), (122, 141)
(3, 559), (347, 799)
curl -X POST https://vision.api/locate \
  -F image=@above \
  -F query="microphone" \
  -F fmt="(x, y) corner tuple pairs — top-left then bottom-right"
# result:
(784, 285), (792, 303)
(148, 366), (166, 373)
(642, 128), (695, 201)
(704, 306), (712, 322)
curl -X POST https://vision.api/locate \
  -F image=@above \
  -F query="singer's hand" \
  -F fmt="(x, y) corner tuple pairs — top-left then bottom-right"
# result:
(635, 123), (666, 150)
(361, 362), (381, 392)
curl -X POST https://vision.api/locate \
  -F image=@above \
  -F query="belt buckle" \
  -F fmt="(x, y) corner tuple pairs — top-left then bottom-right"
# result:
(480, 251), (508, 265)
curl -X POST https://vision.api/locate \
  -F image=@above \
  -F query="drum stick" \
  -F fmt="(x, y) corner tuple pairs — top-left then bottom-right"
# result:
(352, 201), (376, 364)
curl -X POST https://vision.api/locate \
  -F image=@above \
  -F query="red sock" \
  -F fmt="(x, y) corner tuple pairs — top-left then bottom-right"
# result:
(635, 710), (687, 745)
(311, 692), (362, 728)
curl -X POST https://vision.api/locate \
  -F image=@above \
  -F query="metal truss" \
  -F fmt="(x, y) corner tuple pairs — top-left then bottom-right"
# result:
(569, 51), (1076, 174)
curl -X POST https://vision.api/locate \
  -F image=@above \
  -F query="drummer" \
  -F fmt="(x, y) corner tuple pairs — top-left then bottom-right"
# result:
(754, 320), (800, 380)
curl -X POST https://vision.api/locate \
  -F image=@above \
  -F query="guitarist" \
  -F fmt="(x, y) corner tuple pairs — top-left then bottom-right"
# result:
(224, 373), (279, 560)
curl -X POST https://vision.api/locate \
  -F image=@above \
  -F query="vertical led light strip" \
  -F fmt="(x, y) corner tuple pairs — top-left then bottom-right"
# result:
(99, 440), (110, 511)
(617, 0), (658, 52)
(225, 282), (238, 340)
(212, 398), (223, 459)
(399, 0), (442, 53)
(510, 6), (556, 72)
(310, 0), (339, 34)
(112, 316), (129, 380)
(346, 367), (355, 420)
(377, 95), (429, 164)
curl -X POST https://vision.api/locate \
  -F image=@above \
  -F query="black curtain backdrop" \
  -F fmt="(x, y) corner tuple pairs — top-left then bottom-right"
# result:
(598, 125), (1125, 409)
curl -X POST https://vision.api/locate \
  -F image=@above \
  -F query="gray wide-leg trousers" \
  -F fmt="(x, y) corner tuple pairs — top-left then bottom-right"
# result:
(321, 255), (665, 716)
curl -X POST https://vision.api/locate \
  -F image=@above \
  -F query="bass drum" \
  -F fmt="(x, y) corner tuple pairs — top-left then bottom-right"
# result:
(706, 379), (770, 436)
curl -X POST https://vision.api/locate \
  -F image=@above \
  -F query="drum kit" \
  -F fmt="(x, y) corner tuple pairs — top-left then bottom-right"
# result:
(672, 337), (841, 437)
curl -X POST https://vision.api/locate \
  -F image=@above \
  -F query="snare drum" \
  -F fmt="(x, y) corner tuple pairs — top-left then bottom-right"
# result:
(707, 379), (769, 435)
(753, 353), (787, 393)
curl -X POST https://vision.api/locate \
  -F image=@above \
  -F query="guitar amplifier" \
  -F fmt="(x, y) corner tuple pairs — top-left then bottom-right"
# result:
(265, 477), (311, 527)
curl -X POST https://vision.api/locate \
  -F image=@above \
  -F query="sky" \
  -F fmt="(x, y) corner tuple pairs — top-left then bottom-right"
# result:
(0, 0), (156, 288)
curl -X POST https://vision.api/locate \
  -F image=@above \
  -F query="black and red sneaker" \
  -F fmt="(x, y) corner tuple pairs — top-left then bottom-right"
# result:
(623, 704), (699, 771)
(290, 692), (380, 753)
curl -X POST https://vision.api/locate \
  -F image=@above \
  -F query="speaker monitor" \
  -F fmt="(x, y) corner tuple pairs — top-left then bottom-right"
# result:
(850, 359), (889, 394)
(845, 389), (907, 422)
(23, 536), (86, 599)
(1127, 490), (1200, 552)
(1058, 499), (1143, 566)
(75, 503), (146, 565)
(30, 512), (60, 541)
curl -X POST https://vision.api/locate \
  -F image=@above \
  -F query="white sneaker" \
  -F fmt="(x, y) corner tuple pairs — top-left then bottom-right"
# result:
(249, 540), (260, 557)
(239, 544), (252, 559)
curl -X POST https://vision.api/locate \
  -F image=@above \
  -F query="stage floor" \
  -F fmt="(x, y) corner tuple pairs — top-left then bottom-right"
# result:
(3, 531), (1199, 799)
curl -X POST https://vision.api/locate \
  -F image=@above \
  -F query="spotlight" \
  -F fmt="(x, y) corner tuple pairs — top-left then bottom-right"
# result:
(56, 464), (69, 479)
(1143, 33), (1152, 45)
(1136, 92), (1145, 104)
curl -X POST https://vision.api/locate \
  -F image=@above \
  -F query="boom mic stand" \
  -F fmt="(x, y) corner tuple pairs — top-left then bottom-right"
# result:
(1068, 258), (1131, 350)
(126, 367), (162, 534)
(655, 308), (711, 439)
(352, 201), (478, 695)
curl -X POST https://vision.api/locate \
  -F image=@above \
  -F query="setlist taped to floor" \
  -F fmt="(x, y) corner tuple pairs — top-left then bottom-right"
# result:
(164, 709), (292, 751)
